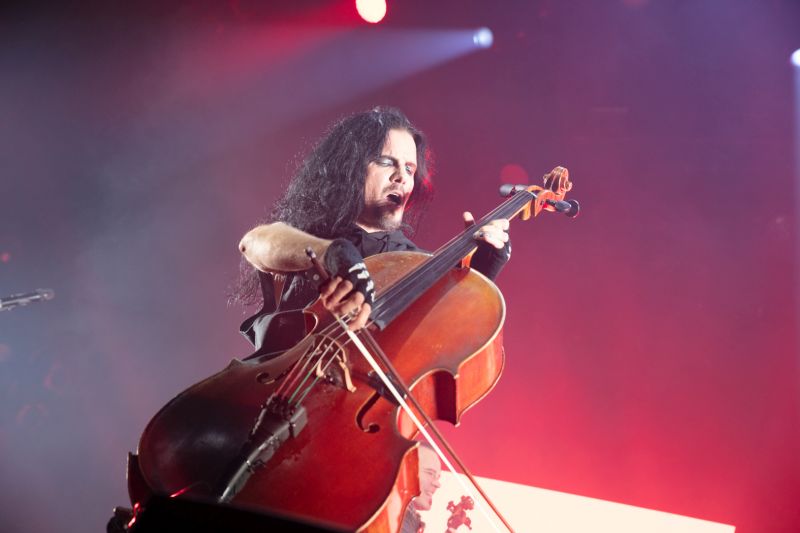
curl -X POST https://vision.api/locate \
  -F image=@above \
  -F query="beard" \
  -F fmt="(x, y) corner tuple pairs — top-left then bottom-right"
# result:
(357, 204), (404, 232)
(377, 211), (403, 231)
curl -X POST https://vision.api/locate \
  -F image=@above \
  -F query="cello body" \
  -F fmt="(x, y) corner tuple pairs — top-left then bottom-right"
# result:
(133, 251), (505, 532)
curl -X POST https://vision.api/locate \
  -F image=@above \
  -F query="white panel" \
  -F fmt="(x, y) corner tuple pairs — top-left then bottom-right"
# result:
(416, 473), (736, 533)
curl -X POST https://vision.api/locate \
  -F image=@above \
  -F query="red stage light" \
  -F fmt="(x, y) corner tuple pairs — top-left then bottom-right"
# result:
(356, 0), (387, 24)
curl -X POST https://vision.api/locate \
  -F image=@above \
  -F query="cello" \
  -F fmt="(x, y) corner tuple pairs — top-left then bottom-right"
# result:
(129, 168), (578, 531)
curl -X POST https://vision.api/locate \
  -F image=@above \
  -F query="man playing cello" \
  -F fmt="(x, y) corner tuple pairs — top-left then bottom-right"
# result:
(236, 107), (511, 348)
(118, 106), (574, 532)
(234, 107), (511, 531)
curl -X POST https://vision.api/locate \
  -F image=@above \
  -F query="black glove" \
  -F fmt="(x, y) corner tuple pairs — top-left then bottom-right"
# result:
(470, 238), (511, 282)
(323, 238), (376, 305)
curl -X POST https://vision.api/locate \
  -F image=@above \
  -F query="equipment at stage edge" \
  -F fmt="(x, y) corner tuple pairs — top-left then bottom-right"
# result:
(0, 289), (54, 312)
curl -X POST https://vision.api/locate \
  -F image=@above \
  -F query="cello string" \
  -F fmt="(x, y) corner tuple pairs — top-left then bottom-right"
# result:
(285, 338), (340, 405)
(279, 333), (342, 398)
(305, 188), (534, 344)
(295, 187), (518, 388)
(291, 340), (351, 408)
(289, 313), (377, 409)
(280, 343), (328, 402)
(372, 189), (528, 311)
(284, 316), (359, 406)
(287, 332), (351, 406)
(336, 319), (512, 533)
(272, 338), (322, 399)
(370, 191), (533, 322)
(276, 310), (357, 401)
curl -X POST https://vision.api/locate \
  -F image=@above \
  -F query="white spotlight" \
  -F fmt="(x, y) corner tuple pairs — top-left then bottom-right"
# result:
(356, 0), (387, 24)
(473, 27), (494, 49)
(792, 49), (800, 68)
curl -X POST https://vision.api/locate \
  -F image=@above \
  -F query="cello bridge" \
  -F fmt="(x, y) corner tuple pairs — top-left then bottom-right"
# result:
(312, 333), (356, 393)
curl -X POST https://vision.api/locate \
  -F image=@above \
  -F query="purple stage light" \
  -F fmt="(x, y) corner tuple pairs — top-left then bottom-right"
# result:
(792, 49), (800, 67)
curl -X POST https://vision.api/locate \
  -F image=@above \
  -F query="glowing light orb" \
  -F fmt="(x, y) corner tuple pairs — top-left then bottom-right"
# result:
(473, 27), (494, 48)
(356, 0), (387, 24)
(792, 49), (800, 67)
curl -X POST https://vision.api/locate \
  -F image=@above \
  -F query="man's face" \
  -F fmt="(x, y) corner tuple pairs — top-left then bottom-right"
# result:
(356, 128), (417, 232)
(414, 445), (442, 511)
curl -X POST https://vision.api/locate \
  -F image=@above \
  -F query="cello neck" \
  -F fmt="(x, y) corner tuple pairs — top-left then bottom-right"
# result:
(369, 189), (535, 329)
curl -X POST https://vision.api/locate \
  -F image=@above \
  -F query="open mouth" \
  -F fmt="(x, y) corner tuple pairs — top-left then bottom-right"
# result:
(386, 192), (403, 206)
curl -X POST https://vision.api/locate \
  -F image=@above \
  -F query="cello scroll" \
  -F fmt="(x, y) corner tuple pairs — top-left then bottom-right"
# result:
(504, 166), (579, 219)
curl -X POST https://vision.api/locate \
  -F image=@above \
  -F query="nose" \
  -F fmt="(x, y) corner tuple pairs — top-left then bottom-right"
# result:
(391, 169), (408, 185)
(392, 163), (413, 186)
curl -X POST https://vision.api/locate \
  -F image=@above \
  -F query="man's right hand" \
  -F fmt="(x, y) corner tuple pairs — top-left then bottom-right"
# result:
(321, 238), (376, 330)
(319, 277), (372, 330)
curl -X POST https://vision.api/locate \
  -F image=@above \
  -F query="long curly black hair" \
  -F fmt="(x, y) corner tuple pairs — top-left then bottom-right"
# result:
(232, 107), (434, 306)
(272, 106), (433, 237)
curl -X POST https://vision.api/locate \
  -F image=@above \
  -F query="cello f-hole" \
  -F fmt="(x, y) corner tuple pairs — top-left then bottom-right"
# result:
(356, 392), (382, 433)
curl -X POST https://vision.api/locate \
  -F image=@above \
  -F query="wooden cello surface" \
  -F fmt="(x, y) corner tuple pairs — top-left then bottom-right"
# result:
(135, 251), (505, 532)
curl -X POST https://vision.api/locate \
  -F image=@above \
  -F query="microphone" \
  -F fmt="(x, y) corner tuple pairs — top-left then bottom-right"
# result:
(498, 184), (580, 218)
(0, 289), (55, 311)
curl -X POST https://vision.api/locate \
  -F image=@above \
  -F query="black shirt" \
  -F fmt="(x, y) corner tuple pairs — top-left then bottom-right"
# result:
(239, 225), (509, 357)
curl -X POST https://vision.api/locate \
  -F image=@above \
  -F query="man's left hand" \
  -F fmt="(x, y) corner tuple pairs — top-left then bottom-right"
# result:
(463, 212), (509, 249)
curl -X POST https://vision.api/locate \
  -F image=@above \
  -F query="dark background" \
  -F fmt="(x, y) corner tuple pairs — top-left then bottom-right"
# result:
(1, 1), (798, 531)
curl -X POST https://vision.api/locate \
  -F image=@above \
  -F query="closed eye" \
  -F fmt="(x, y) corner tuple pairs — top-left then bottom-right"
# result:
(375, 156), (416, 176)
